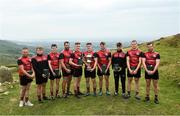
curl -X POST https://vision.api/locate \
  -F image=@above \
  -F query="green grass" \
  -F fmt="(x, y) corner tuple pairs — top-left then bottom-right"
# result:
(0, 70), (180, 115)
(0, 35), (180, 115)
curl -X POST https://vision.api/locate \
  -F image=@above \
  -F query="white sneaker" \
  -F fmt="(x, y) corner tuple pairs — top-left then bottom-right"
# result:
(19, 100), (24, 107)
(25, 101), (34, 106)
(114, 92), (118, 96)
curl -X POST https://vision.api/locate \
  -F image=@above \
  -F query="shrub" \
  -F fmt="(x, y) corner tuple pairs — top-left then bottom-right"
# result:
(0, 66), (13, 83)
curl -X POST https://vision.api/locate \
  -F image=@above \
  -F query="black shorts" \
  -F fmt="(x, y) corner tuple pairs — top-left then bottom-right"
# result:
(35, 75), (48, 85)
(84, 68), (96, 79)
(73, 68), (82, 77)
(62, 69), (72, 77)
(49, 70), (61, 80)
(145, 70), (159, 80)
(19, 75), (33, 86)
(97, 68), (110, 76)
(127, 68), (141, 78)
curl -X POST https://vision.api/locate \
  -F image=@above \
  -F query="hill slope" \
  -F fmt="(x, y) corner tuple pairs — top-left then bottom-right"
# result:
(138, 34), (180, 83)
(0, 40), (24, 65)
(0, 40), (37, 66)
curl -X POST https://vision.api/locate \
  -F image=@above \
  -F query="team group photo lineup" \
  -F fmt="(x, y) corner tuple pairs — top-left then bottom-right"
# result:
(0, 0), (179, 115)
(17, 40), (160, 107)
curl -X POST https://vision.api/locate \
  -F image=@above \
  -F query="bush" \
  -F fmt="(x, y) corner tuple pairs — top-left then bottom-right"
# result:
(166, 36), (180, 48)
(0, 66), (13, 83)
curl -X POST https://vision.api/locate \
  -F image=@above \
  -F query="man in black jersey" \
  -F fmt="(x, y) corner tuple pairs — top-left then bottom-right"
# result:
(32, 47), (50, 103)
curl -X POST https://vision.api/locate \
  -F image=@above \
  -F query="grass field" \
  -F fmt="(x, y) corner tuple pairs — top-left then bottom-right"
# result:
(0, 35), (180, 115)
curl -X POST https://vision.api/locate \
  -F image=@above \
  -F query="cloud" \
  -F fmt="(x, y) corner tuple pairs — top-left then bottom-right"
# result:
(0, 0), (179, 41)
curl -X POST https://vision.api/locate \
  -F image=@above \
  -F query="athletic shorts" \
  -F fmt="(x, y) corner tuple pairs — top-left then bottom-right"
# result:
(145, 70), (159, 80)
(84, 68), (96, 79)
(49, 69), (61, 80)
(127, 68), (141, 78)
(62, 69), (72, 77)
(19, 75), (33, 86)
(73, 68), (82, 77)
(97, 68), (110, 76)
(35, 75), (48, 85)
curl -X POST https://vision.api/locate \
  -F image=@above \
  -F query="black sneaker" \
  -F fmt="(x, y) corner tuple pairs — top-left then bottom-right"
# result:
(38, 99), (44, 103)
(144, 97), (150, 102)
(78, 91), (84, 95)
(126, 94), (131, 99)
(55, 94), (61, 98)
(50, 96), (55, 100)
(63, 94), (68, 98)
(93, 92), (97, 97)
(135, 95), (141, 100)
(43, 96), (49, 100)
(66, 91), (73, 96)
(154, 98), (159, 104)
(84, 92), (90, 97)
(122, 93), (129, 99)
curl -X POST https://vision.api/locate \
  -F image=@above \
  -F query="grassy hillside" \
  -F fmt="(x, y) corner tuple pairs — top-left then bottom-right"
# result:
(0, 40), (22, 65)
(0, 40), (32, 65)
(0, 40), (52, 66)
(0, 34), (180, 115)
(0, 40), (48, 66)
(138, 34), (180, 83)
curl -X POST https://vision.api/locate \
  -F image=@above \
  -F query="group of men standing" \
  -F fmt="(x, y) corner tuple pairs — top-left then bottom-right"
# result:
(17, 40), (160, 107)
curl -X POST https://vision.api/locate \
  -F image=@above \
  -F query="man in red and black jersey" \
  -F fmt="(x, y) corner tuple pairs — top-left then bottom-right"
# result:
(83, 42), (98, 96)
(59, 41), (73, 98)
(17, 47), (34, 107)
(112, 42), (127, 98)
(142, 42), (160, 104)
(126, 40), (143, 100)
(48, 44), (61, 99)
(69, 42), (83, 98)
(96, 42), (111, 96)
(31, 47), (50, 103)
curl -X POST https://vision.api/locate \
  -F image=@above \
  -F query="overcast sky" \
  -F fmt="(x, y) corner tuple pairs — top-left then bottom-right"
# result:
(0, 0), (179, 42)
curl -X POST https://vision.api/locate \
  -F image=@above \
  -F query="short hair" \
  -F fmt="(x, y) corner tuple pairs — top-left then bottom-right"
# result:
(22, 47), (28, 50)
(86, 42), (92, 45)
(116, 42), (122, 47)
(64, 41), (69, 45)
(100, 42), (105, 45)
(131, 40), (137, 44)
(36, 46), (44, 50)
(75, 42), (81, 45)
(147, 42), (153, 46)
(51, 44), (57, 48)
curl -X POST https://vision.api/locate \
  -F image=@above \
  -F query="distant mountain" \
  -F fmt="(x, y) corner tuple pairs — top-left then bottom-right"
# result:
(15, 41), (131, 52)
(0, 34), (179, 66)
(0, 40), (23, 55)
(0, 40), (35, 65)
(0, 39), (131, 65)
